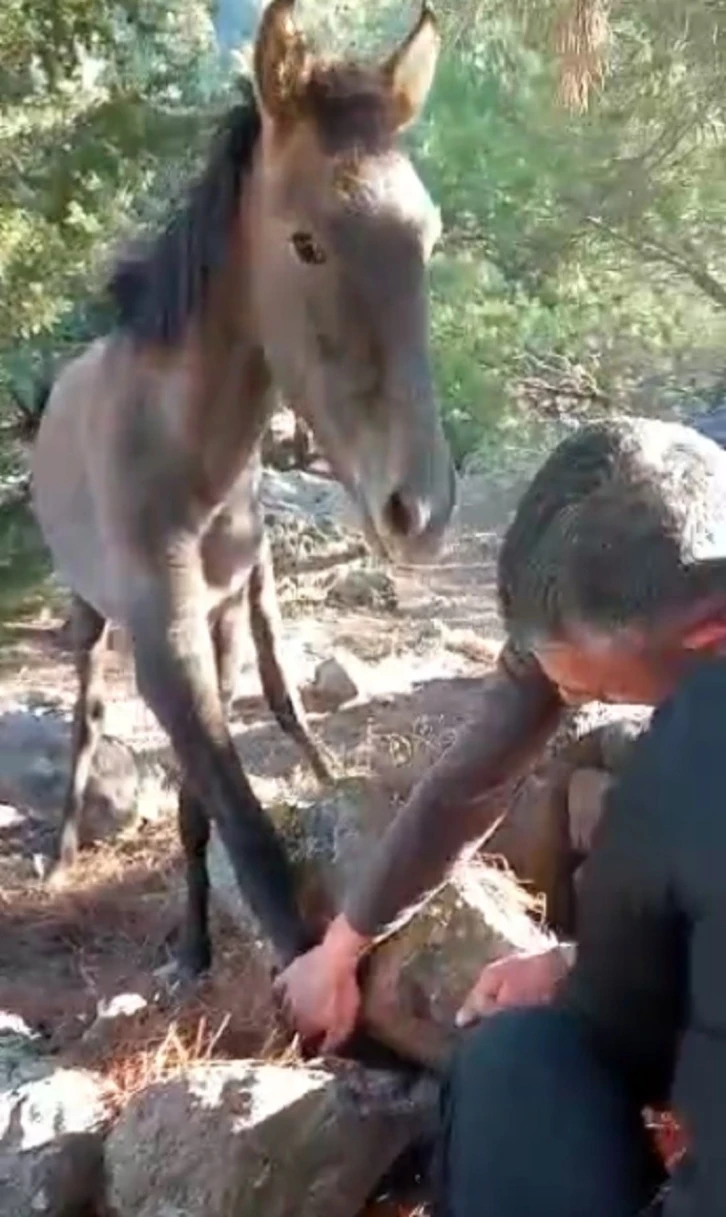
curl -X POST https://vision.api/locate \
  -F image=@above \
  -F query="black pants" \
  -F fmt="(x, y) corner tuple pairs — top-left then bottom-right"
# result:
(433, 1006), (668, 1217)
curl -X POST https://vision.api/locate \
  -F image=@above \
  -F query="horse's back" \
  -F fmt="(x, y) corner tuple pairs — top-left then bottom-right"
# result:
(32, 338), (126, 620)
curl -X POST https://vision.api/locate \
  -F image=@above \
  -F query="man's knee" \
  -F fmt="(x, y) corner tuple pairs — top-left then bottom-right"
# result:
(437, 1006), (662, 1217)
(450, 1004), (588, 1094)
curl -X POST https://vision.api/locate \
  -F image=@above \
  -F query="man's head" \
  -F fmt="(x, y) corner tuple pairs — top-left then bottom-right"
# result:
(498, 417), (726, 705)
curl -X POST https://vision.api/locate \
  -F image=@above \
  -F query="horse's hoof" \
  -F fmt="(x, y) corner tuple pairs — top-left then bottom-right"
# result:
(153, 956), (210, 1003)
(177, 936), (213, 983)
(179, 952), (212, 982)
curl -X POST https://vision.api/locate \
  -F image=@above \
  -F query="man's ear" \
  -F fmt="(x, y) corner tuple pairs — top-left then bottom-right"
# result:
(253, 0), (311, 126)
(381, 4), (441, 131)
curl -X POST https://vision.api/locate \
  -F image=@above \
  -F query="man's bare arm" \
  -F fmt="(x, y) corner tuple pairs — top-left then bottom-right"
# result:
(343, 643), (565, 943)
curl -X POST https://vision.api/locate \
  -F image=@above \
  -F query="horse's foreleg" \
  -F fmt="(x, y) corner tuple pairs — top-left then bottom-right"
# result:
(177, 783), (212, 975)
(54, 594), (109, 872)
(174, 592), (246, 977)
(248, 537), (334, 784)
(130, 585), (313, 969)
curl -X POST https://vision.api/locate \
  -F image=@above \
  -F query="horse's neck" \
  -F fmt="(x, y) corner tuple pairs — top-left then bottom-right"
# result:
(182, 241), (273, 503)
(184, 343), (272, 506)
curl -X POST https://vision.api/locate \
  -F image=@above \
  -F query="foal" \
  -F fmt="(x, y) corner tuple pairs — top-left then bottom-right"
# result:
(31, 0), (455, 976)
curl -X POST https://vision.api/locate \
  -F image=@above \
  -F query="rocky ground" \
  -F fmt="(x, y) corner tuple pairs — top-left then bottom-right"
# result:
(0, 439), (682, 1215)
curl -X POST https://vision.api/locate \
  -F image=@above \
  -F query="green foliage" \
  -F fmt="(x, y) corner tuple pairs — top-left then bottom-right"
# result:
(412, 1), (726, 460)
(0, 498), (56, 626)
(0, 0), (228, 409)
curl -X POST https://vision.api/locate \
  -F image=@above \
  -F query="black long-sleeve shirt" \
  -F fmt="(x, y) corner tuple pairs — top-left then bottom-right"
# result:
(560, 655), (726, 1215)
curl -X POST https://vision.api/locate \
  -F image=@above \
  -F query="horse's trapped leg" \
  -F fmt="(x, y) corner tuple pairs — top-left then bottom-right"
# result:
(248, 537), (334, 783)
(177, 783), (212, 975)
(55, 594), (109, 871)
(130, 577), (313, 968)
(213, 587), (248, 713)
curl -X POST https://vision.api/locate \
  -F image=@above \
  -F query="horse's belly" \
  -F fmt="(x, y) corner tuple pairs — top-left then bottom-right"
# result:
(32, 412), (118, 620)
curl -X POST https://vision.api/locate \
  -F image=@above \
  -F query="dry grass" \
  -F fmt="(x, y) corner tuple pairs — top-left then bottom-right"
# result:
(477, 851), (549, 925)
(0, 833), (177, 1033)
(0, 811), (284, 1088)
(99, 1013), (234, 1114)
(80, 959), (294, 1117)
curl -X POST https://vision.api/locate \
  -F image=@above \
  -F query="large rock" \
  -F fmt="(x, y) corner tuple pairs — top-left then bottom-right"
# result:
(309, 652), (365, 710)
(359, 857), (554, 1071)
(106, 1059), (437, 1217)
(208, 778), (553, 1071)
(260, 467), (349, 526)
(0, 1015), (111, 1217)
(0, 705), (140, 845)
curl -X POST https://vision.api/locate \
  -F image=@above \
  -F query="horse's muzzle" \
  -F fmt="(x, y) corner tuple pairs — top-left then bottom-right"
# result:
(375, 457), (457, 566)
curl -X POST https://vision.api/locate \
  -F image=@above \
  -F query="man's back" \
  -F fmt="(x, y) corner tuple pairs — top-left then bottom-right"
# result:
(561, 655), (726, 1211)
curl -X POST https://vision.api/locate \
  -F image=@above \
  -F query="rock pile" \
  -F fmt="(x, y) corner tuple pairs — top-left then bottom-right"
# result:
(488, 701), (653, 934)
(208, 776), (554, 1071)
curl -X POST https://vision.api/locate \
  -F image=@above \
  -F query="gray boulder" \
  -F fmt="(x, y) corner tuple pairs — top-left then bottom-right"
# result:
(0, 706), (140, 846)
(0, 1015), (111, 1217)
(106, 1059), (437, 1217)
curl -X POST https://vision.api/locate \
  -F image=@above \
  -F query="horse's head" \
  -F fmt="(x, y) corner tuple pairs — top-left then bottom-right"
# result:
(250, 0), (455, 564)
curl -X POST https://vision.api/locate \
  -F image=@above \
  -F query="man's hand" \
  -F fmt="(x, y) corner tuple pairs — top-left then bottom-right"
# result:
(456, 944), (574, 1027)
(273, 914), (368, 1054)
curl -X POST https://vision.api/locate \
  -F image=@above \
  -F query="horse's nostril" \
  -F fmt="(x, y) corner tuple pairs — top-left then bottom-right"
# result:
(384, 490), (426, 539)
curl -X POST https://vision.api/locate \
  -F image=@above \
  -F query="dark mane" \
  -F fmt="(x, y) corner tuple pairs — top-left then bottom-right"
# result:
(107, 82), (261, 347)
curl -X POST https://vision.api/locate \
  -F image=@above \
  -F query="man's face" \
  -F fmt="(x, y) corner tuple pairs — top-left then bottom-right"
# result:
(534, 634), (681, 707)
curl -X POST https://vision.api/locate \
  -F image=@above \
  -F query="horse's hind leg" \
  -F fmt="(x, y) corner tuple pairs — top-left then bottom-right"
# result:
(213, 586), (248, 714)
(292, 417), (312, 468)
(53, 594), (109, 873)
(248, 537), (334, 784)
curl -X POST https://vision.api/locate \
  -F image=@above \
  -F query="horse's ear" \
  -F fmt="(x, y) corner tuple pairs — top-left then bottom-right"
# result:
(381, 4), (441, 130)
(253, 0), (310, 125)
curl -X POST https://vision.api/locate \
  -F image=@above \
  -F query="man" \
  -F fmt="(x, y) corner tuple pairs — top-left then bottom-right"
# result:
(277, 414), (726, 1214)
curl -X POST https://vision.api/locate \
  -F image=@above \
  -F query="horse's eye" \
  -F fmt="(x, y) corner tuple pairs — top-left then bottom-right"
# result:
(291, 231), (326, 265)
